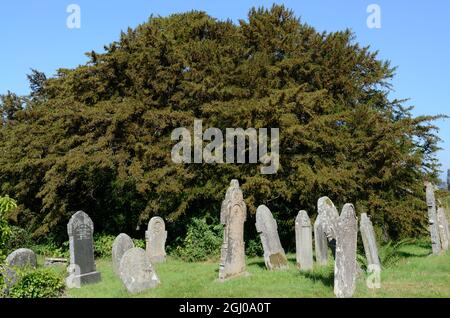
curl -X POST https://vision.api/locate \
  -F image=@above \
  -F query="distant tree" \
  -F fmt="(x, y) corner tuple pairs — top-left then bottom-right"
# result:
(0, 5), (444, 244)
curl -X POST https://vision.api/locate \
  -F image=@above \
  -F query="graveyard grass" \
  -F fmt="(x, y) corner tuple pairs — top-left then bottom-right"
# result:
(65, 240), (450, 298)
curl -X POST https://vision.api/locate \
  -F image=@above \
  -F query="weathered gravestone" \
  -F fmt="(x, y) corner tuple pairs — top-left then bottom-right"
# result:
(66, 211), (101, 288)
(3, 248), (38, 290)
(256, 205), (288, 270)
(424, 182), (442, 255)
(314, 197), (339, 265)
(119, 247), (160, 294)
(334, 204), (358, 298)
(295, 210), (313, 270)
(6, 248), (37, 268)
(145, 217), (167, 263)
(436, 203), (449, 252)
(112, 233), (135, 275)
(360, 213), (381, 269)
(219, 180), (247, 281)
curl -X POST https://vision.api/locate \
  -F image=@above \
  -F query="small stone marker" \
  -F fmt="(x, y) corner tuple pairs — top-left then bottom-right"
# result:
(314, 197), (339, 265)
(334, 203), (358, 298)
(5, 248), (37, 268)
(295, 210), (313, 271)
(66, 211), (101, 288)
(424, 182), (442, 255)
(219, 180), (247, 281)
(145, 217), (167, 263)
(359, 213), (381, 269)
(119, 247), (160, 294)
(44, 258), (68, 268)
(436, 204), (449, 252)
(256, 205), (288, 270)
(112, 233), (135, 275)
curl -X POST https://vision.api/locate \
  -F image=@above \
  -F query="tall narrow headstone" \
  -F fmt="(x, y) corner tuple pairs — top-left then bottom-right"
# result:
(447, 169), (450, 191)
(66, 211), (101, 288)
(334, 204), (358, 298)
(119, 247), (160, 294)
(219, 180), (247, 281)
(436, 202), (449, 252)
(359, 213), (381, 269)
(256, 205), (288, 270)
(424, 182), (442, 255)
(314, 197), (339, 265)
(112, 233), (135, 275)
(295, 210), (314, 270)
(145, 217), (167, 263)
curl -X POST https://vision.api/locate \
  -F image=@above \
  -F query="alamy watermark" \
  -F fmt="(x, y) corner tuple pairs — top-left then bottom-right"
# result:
(367, 4), (381, 29)
(171, 120), (280, 174)
(67, 4), (81, 29)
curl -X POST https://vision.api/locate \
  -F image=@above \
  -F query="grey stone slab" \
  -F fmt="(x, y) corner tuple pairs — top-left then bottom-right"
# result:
(5, 248), (37, 268)
(425, 182), (442, 255)
(112, 233), (135, 275)
(145, 217), (167, 263)
(360, 213), (381, 268)
(256, 205), (288, 270)
(295, 210), (313, 270)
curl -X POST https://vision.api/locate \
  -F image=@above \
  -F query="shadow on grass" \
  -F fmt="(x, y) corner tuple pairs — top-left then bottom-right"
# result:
(247, 260), (267, 269)
(301, 268), (334, 287)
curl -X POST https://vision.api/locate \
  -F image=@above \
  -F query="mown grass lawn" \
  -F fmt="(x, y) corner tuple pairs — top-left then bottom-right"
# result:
(65, 242), (450, 298)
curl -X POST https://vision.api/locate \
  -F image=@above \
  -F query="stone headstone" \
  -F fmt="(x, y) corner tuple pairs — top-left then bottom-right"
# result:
(219, 180), (247, 281)
(436, 204), (449, 252)
(360, 213), (381, 269)
(119, 247), (160, 294)
(66, 211), (101, 288)
(334, 203), (358, 298)
(255, 205), (288, 270)
(314, 197), (339, 265)
(145, 217), (167, 263)
(112, 233), (135, 275)
(44, 258), (68, 268)
(447, 169), (450, 191)
(5, 248), (37, 268)
(295, 210), (313, 271)
(424, 182), (442, 255)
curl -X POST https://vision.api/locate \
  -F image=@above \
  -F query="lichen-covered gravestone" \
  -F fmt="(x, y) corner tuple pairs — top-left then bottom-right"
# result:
(334, 204), (358, 298)
(119, 247), (160, 294)
(66, 211), (101, 288)
(112, 233), (135, 275)
(256, 205), (288, 270)
(145, 217), (167, 263)
(360, 213), (381, 269)
(436, 204), (449, 252)
(295, 210), (313, 271)
(424, 182), (442, 255)
(6, 248), (37, 268)
(219, 180), (247, 281)
(314, 197), (339, 265)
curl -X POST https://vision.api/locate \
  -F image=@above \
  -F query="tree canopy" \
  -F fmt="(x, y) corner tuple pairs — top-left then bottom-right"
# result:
(0, 5), (444, 245)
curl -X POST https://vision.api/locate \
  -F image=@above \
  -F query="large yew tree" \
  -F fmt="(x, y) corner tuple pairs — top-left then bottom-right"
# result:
(0, 5), (443, 245)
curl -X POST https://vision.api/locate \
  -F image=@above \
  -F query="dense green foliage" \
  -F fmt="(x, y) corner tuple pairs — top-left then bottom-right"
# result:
(0, 5), (444, 246)
(7, 268), (65, 298)
(0, 195), (17, 261)
(174, 217), (223, 262)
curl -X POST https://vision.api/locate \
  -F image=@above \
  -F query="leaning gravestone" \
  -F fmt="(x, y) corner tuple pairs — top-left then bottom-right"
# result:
(112, 233), (135, 275)
(424, 182), (442, 255)
(219, 180), (247, 281)
(6, 248), (37, 268)
(334, 204), (358, 298)
(295, 210), (314, 271)
(314, 197), (339, 265)
(66, 211), (101, 288)
(436, 204), (449, 252)
(119, 247), (160, 294)
(360, 213), (381, 269)
(145, 217), (167, 263)
(256, 205), (288, 270)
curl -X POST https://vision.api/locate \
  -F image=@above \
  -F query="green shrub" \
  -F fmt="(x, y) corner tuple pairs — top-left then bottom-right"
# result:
(174, 217), (223, 262)
(133, 238), (145, 249)
(6, 226), (33, 251)
(93, 234), (116, 258)
(8, 268), (65, 298)
(0, 195), (17, 262)
(246, 239), (263, 257)
(31, 241), (69, 259)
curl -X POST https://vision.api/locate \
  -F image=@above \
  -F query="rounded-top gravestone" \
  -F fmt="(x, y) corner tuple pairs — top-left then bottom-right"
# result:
(112, 233), (135, 275)
(145, 217), (167, 263)
(119, 247), (160, 294)
(6, 248), (37, 268)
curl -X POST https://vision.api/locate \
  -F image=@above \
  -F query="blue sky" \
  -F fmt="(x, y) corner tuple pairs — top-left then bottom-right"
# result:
(1, 0), (449, 180)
